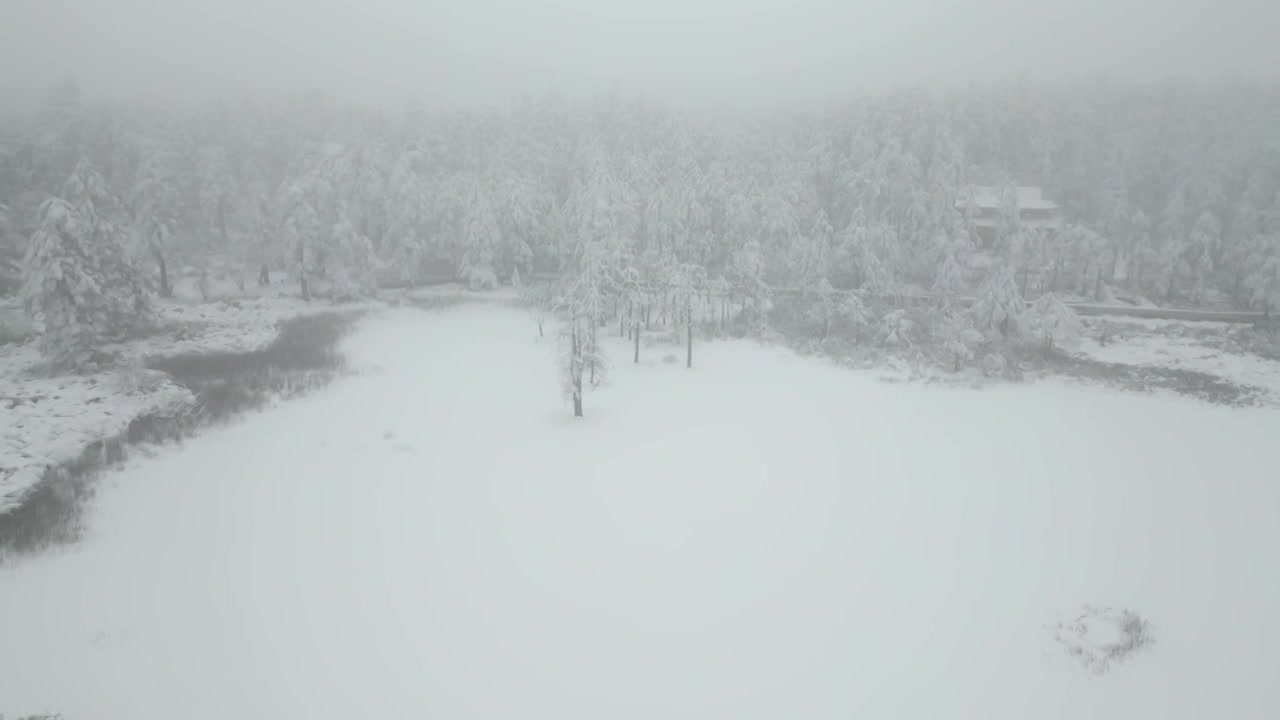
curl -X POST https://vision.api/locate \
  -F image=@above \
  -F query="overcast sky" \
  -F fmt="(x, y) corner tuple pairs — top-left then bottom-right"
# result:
(2, 0), (1278, 111)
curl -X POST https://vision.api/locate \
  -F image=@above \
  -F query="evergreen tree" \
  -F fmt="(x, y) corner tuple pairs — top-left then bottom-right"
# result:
(971, 265), (1024, 337)
(22, 198), (106, 369)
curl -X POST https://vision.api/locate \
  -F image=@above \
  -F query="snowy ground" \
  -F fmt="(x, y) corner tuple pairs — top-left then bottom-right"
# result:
(1077, 318), (1280, 404)
(3, 304), (1279, 719)
(1, 291), (381, 514)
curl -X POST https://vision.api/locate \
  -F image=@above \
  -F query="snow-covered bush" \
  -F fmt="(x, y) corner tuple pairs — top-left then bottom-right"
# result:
(22, 198), (108, 370)
(980, 351), (1008, 378)
(932, 312), (984, 371)
(880, 308), (916, 347)
(1021, 292), (1083, 353)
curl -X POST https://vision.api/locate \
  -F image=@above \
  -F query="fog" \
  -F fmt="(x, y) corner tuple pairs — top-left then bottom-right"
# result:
(3, 0), (1279, 109)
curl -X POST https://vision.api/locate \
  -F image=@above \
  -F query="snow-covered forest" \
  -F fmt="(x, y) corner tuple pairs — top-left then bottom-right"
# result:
(6, 72), (1280, 720)
(4, 79), (1280, 373)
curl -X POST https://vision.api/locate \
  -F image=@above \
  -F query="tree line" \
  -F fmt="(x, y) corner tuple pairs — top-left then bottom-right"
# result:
(2, 79), (1279, 372)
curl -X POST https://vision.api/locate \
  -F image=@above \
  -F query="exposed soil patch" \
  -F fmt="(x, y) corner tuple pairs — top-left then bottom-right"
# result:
(0, 311), (365, 561)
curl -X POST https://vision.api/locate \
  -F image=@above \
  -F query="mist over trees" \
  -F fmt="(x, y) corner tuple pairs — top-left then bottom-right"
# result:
(3, 79), (1280, 373)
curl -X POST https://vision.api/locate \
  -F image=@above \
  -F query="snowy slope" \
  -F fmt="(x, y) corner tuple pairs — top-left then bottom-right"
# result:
(2, 305), (1279, 719)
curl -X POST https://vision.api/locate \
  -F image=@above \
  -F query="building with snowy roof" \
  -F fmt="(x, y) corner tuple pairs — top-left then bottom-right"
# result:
(957, 186), (1063, 244)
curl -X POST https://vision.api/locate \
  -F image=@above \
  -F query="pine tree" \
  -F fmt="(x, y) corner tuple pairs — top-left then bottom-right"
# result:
(971, 265), (1025, 337)
(329, 217), (377, 298)
(932, 253), (966, 307)
(459, 180), (500, 290)
(0, 203), (21, 296)
(22, 198), (107, 369)
(64, 158), (153, 334)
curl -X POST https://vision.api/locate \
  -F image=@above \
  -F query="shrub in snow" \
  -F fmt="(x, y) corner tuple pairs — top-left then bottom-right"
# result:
(980, 351), (1008, 378)
(933, 312), (984, 372)
(880, 308), (916, 347)
(1021, 292), (1083, 353)
(461, 264), (499, 291)
(22, 198), (108, 370)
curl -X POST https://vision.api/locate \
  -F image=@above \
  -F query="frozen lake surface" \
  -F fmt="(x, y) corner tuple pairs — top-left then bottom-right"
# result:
(3, 304), (1279, 719)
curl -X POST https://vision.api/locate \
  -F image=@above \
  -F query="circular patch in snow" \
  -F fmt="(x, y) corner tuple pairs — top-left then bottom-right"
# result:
(1050, 604), (1155, 676)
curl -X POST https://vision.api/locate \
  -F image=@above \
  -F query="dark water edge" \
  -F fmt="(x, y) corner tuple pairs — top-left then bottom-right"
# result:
(0, 310), (367, 562)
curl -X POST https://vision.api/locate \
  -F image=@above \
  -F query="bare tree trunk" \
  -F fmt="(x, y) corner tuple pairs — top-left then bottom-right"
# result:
(572, 324), (584, 418)
(686, 303), (693, 369)
(634, 323), (640, 364)
(588, 323), (596, 385)
(156, 251), (172, 298)
(298, 244), (310, 301)
(217, 197), (229, 245)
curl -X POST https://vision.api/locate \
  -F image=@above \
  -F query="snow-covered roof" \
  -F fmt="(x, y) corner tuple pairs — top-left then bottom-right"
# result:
(960, 186), (1060, 212)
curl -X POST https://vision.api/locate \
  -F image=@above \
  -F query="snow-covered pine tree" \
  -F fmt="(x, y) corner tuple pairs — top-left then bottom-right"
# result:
(0, 203), (21, 296)
(64, 158), (153, 334)
(329, 217), (377, 299)
(1188, 210), (1221, 304)
(280, 180), (322, 300)
(1021, 292), (1083, 353)
(836, 292), (873, 342)
(932, 252), (966, 307)
(131, 145), (183, 298)
(459, 181), (500, 290)
(383, 146), (430, 285)
(971, 264), (1025, 337)
(22, 198), (107, 369)
(1243, 236), (1280, 314)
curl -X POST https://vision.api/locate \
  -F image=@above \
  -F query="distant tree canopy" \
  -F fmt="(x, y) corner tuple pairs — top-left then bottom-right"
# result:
(3, 81), (1279, 334)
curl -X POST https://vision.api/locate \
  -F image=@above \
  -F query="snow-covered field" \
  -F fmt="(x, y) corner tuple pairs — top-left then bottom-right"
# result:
(2, 304), (1279, 719)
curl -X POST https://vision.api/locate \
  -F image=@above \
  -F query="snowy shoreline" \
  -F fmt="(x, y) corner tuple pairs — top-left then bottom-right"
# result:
(4, 291), (1277, 528)
(1, 293), (380, 521)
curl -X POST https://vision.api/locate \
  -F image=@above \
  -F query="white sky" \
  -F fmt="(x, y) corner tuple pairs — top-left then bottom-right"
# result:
(2, 0), (1278, 110)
